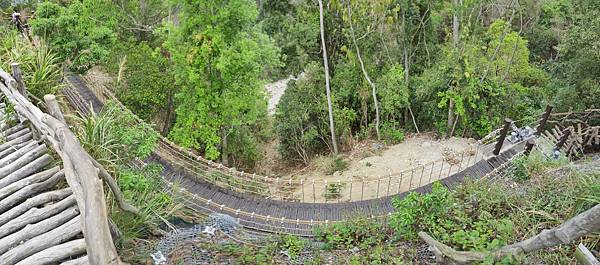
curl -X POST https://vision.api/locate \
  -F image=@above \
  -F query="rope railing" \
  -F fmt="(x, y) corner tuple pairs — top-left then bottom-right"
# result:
(63, 73), (544, 203)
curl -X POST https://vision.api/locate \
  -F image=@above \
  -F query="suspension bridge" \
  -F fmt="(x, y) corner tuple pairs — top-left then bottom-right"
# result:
(0, 65), (598, 264)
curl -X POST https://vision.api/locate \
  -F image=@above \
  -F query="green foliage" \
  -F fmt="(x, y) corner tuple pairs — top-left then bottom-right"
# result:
(278, 235), (306, 259)
(167, 0), (280, 165)
(75, 101), (159, 169)
(115, 43), (173, 122)
(0, 26), (62, 100)
(325, 183), (345, 200)
(315, 155), (349, 175)
(31, 1), (116, 72)
(391, 182), (514, 251)
(112, 163), (180, 245)
(380, 122), (405, 145)
(275, 63), (357, 164)
(314, 218), (393, 250)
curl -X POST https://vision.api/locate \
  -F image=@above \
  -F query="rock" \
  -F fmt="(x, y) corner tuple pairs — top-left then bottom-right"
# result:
(422, 141), (432, 148)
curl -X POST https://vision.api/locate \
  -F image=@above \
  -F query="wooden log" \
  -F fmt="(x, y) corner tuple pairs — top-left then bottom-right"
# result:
(0, 206), (79, 254)
(0, 169), (63, 213)
(60, 256), (89, 265)
(14, 239), (86, 265)
(0, 140), (37, 167)
(0, 132), (32, 154)
(0, 166), (59, 201)
(0, 188), (71, 226)
(43, 115), (124, 265)
(0, 154), (52, 190)
(0, 214), (81, 264)
(4, 127), (30, 142)
(524, 139), (535, 156)
(0, 193), (74, 238)
(0, 123), (25, 137)
(43, 94), (65, 123)
(0, 144), (47, 179)
(418, 203), (600, 264)
(536, 105), (553, 135)
(493, 118), (512, 156)
(555, 128), (572, 151)
(0, 139), (34, 160)
(0, 77), (123, 264)
(574, 243), (600, 265)
(11, 63), (27, 99)
(91, 158), (139, 215)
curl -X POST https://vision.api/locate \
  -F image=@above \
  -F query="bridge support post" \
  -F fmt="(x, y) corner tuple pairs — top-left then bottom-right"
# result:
(555, 128), (572, 151)
(10, 63), (27, 99)
(44, 95), (66, 123)
(493, 118), (513, 156)
(524, 139), (535, 156)
(536, 105), (553, 136)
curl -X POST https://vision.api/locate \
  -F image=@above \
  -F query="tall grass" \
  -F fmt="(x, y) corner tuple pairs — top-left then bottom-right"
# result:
(0, 25), (62, 100)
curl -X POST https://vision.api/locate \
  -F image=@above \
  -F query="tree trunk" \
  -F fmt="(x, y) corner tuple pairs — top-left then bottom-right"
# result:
(347, 2), (380, 141)
(447, 0), (460, 138)
(419, 203), (600, 264)
(318, 0), (338, 154)
(221, 127), (229, 166)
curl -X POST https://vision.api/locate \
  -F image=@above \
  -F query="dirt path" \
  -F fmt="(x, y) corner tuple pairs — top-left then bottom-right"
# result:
(284, 135), (481, 202)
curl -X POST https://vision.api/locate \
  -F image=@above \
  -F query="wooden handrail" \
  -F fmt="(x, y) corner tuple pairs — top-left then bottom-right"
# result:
(0, 69), (123, 265)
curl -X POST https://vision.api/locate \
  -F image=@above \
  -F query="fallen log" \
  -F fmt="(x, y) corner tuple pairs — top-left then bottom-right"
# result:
(14, 238), (86, 265)
(0, 144), (47, 179)
(0, 166), (59, 201)
(0, 169), (63, 213)
(0, 153), (52, 189)
(0, 214), (82, 264)
(0, 188), (71, 226)
(0, 193), (74, 238)
(418, 204), (600, 264)
(0, 206), (80, 254)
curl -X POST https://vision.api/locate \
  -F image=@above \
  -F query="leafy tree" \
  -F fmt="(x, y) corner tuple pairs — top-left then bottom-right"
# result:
(275, 63), (356, 165)
(30, 1), (117, 72)
(166, 0), (280, 166)
(115, 43), (173, 124)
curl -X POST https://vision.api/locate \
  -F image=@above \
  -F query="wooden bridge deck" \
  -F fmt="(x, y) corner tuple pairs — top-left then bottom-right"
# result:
(0, 106), (88, 264)
(63, 72), (523, 236)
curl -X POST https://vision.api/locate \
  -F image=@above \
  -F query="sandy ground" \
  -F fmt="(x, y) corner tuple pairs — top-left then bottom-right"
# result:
(276, 136), (481, 203)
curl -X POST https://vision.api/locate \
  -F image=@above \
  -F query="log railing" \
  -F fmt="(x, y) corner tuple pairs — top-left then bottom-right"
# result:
(0, 68), (123, 265)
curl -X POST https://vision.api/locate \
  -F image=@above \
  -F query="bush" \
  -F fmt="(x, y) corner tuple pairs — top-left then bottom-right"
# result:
(275, 62), (357, 165)
(314, 218), (394, 250)
(75, 101), (159, 170)
(315, 155), (349, 175)
(390, 182), (514, 251)
(381, 122), (405, 145)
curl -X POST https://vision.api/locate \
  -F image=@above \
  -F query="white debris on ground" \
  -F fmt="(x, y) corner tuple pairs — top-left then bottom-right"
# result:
(265, 76), (292, 115)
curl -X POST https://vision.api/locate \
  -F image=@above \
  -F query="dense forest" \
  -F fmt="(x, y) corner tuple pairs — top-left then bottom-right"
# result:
(5, 0), (593, 171)
(0, 0), (598, 264)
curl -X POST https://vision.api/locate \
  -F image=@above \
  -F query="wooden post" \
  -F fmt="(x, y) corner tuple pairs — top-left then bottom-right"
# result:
(44, 95), (66, 123)
(536, 105), (553, 135)
(493, 118), (513, 156)
(11, 63), (27, 99)
(555, 128), (572, 151)
(524, 139), (535, 156)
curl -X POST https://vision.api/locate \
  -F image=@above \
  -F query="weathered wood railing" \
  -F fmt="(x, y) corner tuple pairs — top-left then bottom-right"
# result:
(0, 67), (124, 265)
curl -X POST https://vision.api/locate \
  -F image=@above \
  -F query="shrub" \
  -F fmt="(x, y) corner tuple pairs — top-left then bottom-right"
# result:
(315, 155), (349, 175)
(390, 182), (514, 251)
(381, 122), (405, 145)
(314, 218), (393, 250)
(75, 101), (159, 170)
(278, 235), (306, 259)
